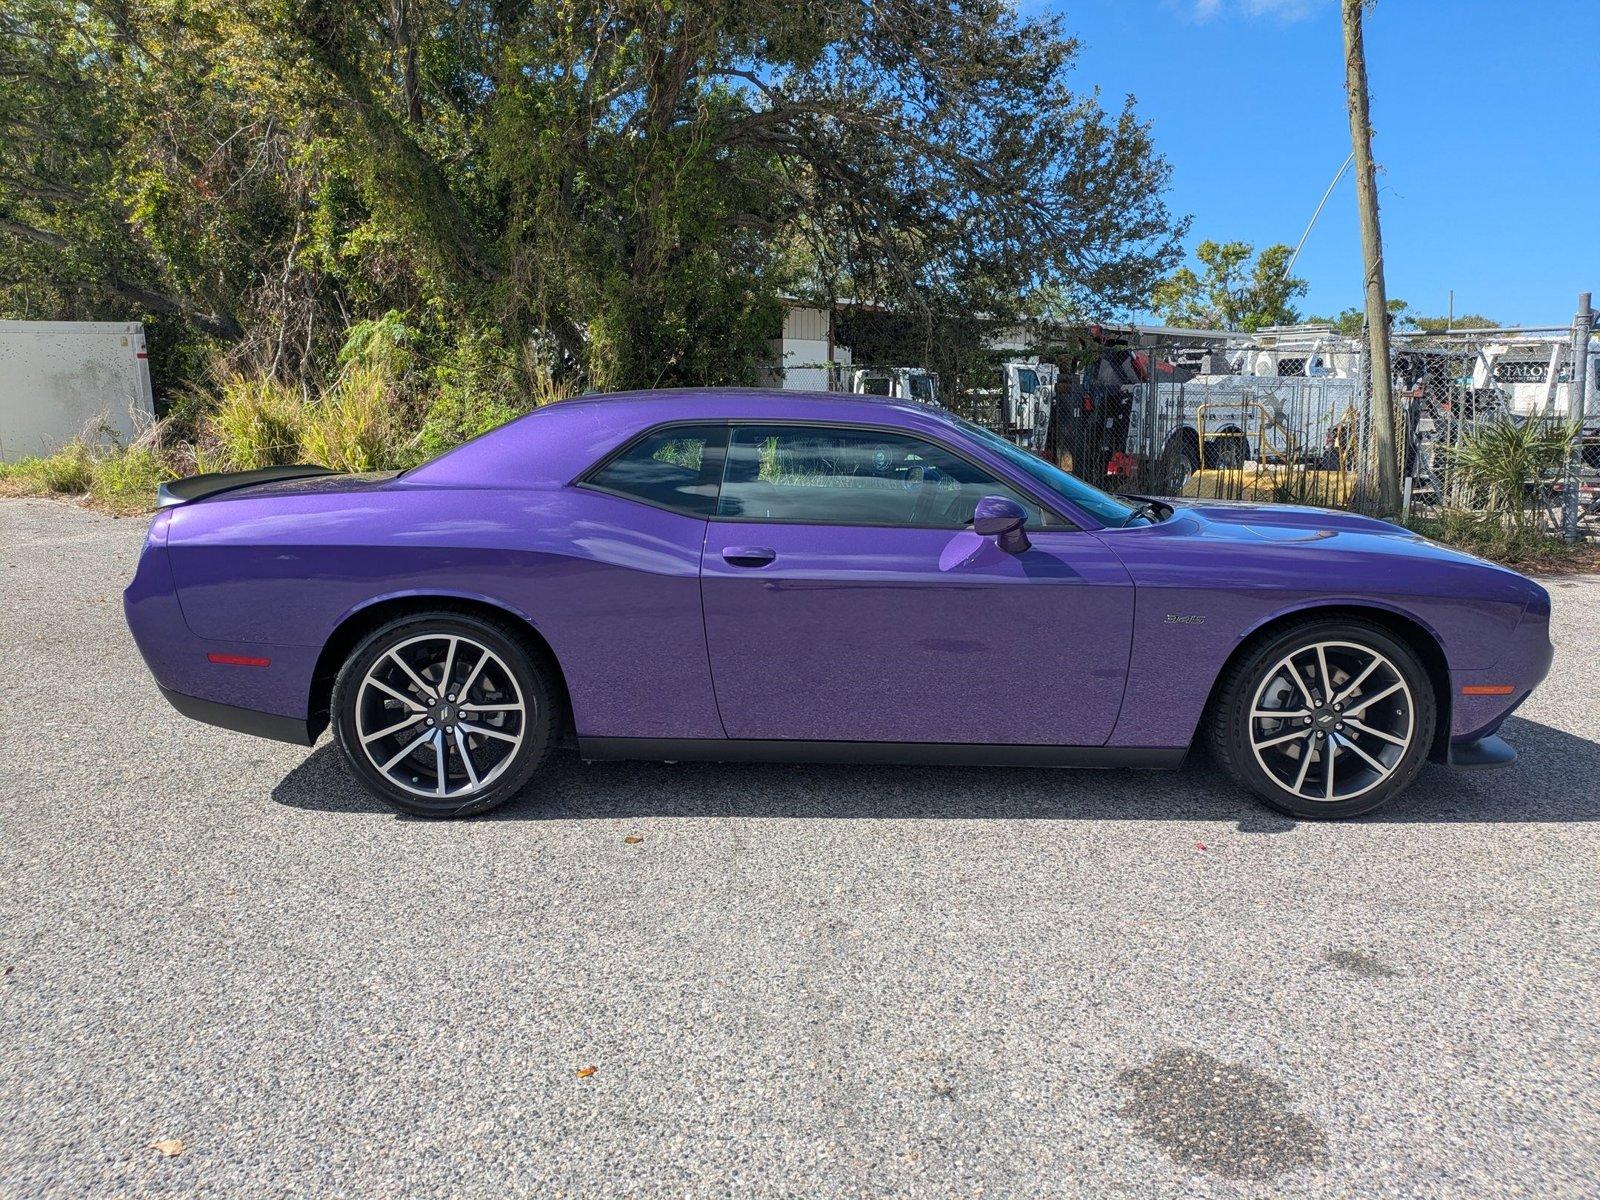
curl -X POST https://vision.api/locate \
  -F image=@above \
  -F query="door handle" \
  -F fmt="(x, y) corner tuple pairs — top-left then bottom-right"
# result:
(722, 545), (777, 567)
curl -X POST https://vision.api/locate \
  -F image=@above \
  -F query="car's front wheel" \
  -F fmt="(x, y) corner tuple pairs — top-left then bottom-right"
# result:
(331, 611), (555, 817)
(1209, 620), (1436, 819)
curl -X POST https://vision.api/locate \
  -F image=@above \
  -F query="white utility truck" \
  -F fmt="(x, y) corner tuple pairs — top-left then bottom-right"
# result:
(850, 366), (940, 405)
(0, 321), (154, 462)
(1000, 359), (1058, 449)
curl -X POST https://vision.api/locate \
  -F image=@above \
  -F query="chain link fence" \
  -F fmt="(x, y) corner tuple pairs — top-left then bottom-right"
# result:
(763, 296), (1598, 538)
(972, 309), (1600, 538)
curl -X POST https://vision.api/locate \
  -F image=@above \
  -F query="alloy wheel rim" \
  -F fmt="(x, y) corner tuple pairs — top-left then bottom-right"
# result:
(355, 633), (527, 800)
(1247, 640), (1414, 804)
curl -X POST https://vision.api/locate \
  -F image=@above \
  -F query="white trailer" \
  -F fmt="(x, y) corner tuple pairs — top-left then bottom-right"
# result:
(0, 321), (154, 462)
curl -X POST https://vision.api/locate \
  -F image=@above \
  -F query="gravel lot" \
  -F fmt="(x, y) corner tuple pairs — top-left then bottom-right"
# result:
(2, 497), (1597, 1199)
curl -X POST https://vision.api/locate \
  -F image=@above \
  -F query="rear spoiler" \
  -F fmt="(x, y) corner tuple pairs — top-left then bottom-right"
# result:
(156, 464), (340, 508)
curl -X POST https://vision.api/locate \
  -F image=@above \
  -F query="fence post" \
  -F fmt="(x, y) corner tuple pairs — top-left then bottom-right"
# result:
(1563, 292), (1592, 543)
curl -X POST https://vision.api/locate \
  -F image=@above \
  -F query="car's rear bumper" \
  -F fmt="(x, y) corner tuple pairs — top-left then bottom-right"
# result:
(157, 685), (316, 746)
(126, 515), (322, 740)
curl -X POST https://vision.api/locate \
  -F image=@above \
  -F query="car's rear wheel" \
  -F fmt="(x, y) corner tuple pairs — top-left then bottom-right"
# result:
(1209, 619), (1436, 819)
(331, 611), (555, 817)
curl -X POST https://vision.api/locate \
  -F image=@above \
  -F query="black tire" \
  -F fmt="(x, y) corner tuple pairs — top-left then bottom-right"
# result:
(331, 610), (556, 818)
(1208, 619), (1436, 820)
(1208, 431), (1248, 470)
(1161, 437), (1200, 494)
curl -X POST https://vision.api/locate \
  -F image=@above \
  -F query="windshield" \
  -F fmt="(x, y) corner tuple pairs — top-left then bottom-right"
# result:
(952, 416), (1144, 527)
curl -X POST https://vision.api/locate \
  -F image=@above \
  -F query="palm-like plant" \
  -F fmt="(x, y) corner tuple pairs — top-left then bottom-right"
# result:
(1444, 414), (1577, 529)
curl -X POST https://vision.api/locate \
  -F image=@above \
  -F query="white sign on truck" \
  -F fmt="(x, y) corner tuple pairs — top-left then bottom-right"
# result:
(0, 321), (155, 463)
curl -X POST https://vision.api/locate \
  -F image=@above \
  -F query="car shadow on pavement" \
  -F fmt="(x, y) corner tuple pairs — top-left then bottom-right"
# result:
(269, 715), (1600, 829)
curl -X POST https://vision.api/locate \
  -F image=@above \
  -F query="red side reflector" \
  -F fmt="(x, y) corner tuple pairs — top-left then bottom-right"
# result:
(208, 652), (270, 668)
(1461, 684), (1514, 696)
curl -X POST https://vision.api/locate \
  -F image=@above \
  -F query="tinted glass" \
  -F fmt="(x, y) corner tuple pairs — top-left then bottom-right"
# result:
(719, 424), (1044, 527)
(951, 416), (1142, 526)
(587, 425), (724, 515)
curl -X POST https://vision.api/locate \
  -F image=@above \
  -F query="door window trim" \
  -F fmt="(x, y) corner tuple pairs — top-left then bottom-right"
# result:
(575, 417), (1082, 529)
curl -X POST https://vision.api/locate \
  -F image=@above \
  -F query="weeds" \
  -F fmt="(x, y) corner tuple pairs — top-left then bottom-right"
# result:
(1406, 510), (1591, 569)
(301, 362), (408, 472)
(89, 445), (175, 515)
(203, 375), (306, 470)
(0, 442), (96, 496)
(0, 419), (177, 516)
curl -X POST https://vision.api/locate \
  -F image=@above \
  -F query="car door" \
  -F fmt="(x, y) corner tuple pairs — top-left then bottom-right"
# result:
(699, 422), (1135, 746)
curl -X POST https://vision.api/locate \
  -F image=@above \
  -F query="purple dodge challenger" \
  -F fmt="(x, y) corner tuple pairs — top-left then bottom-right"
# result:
(125, 389), (1553, 819)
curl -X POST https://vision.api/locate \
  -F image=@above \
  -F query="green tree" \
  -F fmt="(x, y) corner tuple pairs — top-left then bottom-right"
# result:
(1305, 302), (1498, 336)
(1307, 298), (1414, 337)
(1409, 313), (1498, 333)
(1151, 240), (1306, 332)
(2, 0), (1186, 397)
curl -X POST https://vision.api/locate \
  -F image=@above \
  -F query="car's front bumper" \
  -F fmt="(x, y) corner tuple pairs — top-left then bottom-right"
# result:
(1447, 733), (1518, 767)
(1446, 596), (1553, 758)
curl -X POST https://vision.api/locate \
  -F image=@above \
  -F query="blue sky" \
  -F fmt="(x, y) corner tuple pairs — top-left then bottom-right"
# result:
(1039, 0), (1600, 326)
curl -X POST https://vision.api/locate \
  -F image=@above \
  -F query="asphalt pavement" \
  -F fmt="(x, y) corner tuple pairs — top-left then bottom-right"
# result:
(1, 497), (1596, 1198)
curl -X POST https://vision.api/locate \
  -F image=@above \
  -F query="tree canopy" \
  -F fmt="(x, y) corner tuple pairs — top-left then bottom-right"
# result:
(1305, 301), (1500, 336)
(1150, 239), (1306, 333)
(0, 0), (1185, 400)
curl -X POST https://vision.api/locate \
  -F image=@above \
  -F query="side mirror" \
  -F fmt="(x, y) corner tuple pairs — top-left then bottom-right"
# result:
(973, 495), (1031, 553)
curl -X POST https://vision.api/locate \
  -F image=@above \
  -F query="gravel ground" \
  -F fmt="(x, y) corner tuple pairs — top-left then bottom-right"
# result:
(1, 497), (1596, 1199)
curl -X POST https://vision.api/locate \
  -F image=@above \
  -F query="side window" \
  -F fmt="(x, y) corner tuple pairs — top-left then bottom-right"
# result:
(585, 425), (725, 515)
(718, 424), (1046, 528)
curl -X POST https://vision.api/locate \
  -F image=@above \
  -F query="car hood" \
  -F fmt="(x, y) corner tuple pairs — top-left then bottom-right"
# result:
(1173, 498), (1406, 538)
(1155, 497), (1538, 584)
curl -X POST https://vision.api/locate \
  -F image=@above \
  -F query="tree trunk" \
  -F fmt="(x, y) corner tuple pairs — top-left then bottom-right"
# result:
(1341, 0), (1401, 515)
(392, 0), (423, 126)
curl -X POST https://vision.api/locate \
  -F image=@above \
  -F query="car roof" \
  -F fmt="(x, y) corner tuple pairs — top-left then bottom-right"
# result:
(557, 386), (944, 419)
(402, 388), (967, 489)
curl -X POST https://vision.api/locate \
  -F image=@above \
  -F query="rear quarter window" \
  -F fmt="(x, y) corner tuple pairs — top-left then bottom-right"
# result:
(583, 424), (727, 515)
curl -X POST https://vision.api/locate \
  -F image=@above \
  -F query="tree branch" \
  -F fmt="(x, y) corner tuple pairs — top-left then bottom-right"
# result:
(0, 216), (243, 339)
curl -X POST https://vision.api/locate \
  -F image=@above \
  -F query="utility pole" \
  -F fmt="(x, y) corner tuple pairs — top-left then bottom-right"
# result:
(1341, 0), (1401, 516)
(1562, 292), (1592, 543)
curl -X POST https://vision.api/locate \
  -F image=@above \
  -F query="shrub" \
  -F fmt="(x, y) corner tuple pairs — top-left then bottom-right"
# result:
(1443, 415), (1577, 528)
(336, 310), (417, 380)
(415, 391), (525, 461)
(1406, 509), (1583, 568)
(415, 329), (535, 461)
